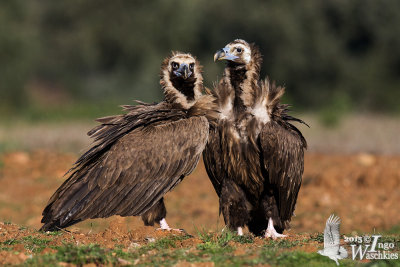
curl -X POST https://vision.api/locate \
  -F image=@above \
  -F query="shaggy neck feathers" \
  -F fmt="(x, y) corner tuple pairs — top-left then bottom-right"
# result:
(222, 43), (263, 112)
(160, 53), (203, 110)
(169, 73), (196, 102)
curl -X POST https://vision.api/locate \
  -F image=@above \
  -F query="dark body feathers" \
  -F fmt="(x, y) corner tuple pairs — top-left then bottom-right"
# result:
(204, 40), (307, 236)
(41, 52), (216, 231)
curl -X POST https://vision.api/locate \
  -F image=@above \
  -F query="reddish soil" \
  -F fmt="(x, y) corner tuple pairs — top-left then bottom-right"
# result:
(0, 150), (399, 264)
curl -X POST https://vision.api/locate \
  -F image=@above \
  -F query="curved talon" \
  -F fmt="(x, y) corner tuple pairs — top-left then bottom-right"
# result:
(265, 229), (287, 240)
(157, 219), (188, 234)
(156, 227), (183, 232)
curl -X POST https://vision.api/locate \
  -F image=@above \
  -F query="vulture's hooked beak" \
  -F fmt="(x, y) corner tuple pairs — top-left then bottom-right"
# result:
(214, 47), (239, 62)
(173, 63), (192, 79)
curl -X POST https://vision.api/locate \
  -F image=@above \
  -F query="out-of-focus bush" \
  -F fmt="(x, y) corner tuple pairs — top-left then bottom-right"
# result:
(1, 0), (399, 119)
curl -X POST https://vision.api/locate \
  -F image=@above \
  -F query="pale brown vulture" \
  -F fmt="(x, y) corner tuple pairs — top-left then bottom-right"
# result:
(203, 39), (307, 239)
(40, 52), (217, 231)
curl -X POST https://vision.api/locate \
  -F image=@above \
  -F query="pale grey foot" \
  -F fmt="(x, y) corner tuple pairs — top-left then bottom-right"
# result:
(156, 218), (184, 233)
(265, 218), (287, 240)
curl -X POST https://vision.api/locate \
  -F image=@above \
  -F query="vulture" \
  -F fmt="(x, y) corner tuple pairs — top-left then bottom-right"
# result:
(40, 52), (217, 232)
(203, 39), (307, 239)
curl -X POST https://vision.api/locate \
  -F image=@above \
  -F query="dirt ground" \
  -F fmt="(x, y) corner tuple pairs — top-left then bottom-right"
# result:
(0, 150), (399, 234)
(0, 150), (399, 265)
(0, 220), (324, 265)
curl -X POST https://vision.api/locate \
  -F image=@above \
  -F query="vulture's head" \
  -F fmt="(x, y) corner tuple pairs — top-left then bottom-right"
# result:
(161, 52), (203, 109)
(214, 39), (262, 69)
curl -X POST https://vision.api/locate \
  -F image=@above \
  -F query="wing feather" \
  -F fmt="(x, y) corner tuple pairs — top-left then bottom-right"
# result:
(323, 214), (341, 253)
(41, 111), (209, 229)
(260, 119), (306, 222)
(203, 125), (224, 196)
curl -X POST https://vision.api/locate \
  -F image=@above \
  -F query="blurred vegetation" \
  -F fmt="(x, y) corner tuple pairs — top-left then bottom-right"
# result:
(1, 0), (400, 121)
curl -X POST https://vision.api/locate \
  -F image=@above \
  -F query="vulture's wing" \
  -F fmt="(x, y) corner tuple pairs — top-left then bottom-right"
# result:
(323, 214), (341, 253)
(260, 119), (306, 222)
(41, 105), (209, 230)
(203, 124), (223, 196)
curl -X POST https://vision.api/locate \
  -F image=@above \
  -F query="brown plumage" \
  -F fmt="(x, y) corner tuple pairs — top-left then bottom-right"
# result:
(203, 39), (307, 238)
(40, 52), (217, 231)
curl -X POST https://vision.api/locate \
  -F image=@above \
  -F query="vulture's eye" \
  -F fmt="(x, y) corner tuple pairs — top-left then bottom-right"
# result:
(171, 62), (179, 69)
(189, 63), (194, 71)
(236, 48), (242, 53)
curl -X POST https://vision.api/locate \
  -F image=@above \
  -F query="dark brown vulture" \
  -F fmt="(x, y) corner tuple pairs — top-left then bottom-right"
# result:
(40, 52), (217, 232)
(203, 39), (307, 239)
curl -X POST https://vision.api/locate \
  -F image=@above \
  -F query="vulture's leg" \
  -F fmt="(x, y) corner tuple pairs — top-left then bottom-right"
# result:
(141, 198), (167, 226)
(258, 192), (286, 239)
(237, 227), (243, 236)
(220, 180), (250, 235)
(157, 220), (185, 233)
(247, 207), (268, 236)
(265, 217), (287, 239)
(141, 198), (183, 232)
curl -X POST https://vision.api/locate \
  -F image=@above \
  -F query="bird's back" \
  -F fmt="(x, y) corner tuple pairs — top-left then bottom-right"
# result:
(41, 102), (209, 231)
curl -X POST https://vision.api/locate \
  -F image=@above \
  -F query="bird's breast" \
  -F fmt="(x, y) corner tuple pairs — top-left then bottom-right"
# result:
(219, 121), (265, 198)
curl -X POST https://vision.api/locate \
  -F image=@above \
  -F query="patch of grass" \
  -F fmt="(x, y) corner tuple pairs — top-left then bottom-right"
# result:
(2, 238), (20, 246)
(150, 236), (177, 249)
(26, 243), (113, 266)
(378, 235), (399, 244)
(197, 230), (234, 253)
(264, 238), (301, 249)
(198, 228), (252, 246)
(143, 234), (191, 251)
(276, 251), (351, 266)
(385, 225), (400, 235)
(195, 230), (250, 265)
(144, 249), (191, 266)
(233, 234), (254, 244)
(19, 227), (400, 266)
(197, 240), (233, 255)
(0, 246), (13, 251)
(310, 232), (324, 243)
(194, 229), (255, 265)
(1, 235), (52, 253)
(107, 234), (196, 265)
(254, 249), (360, 266)
(57, 243), (109, 265)
(197, 230), (213, 242)
(364, 259), (400, 267)
(92, 237), (203, 266)
(44, 230), (63, 236)
(22, 236), (51, 253)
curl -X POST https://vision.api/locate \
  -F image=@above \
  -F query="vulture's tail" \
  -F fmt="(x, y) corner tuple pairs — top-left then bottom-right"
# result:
(39, 218), (82, 232)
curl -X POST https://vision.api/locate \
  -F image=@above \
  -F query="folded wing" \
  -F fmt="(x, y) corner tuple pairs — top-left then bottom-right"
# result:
(260, 117), (306, 224)
(41, 104), (209, 230)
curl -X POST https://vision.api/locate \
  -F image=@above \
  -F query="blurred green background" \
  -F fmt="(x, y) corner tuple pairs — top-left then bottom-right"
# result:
(1, 0), (400, 122)
(1, 0), (400, 237)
